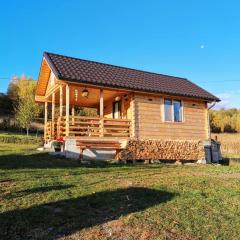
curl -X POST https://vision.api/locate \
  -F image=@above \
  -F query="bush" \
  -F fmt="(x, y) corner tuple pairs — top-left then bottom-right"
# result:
(0, 118), (19, 132)
(0, 134), (43, 144)
(210, 109), (240, 133)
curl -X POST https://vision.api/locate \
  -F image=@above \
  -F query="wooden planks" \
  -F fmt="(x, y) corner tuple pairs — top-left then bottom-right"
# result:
(133, 93), (208, 140)
(54, 116), (131, 138)
(36, 58), (51, 96)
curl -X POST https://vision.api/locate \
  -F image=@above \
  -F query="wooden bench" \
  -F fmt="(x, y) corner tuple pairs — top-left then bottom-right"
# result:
(76, 140), (121, 162)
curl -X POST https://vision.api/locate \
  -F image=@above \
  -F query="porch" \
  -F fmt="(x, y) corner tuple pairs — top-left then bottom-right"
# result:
(40, 78), (133, 142)
(45, 116), (131, 140)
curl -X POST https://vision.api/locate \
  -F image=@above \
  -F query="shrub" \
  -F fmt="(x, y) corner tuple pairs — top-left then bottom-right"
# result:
(0, 134), (43, 144)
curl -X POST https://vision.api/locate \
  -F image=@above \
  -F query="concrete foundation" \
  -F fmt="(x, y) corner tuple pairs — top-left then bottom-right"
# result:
(64, 138), (117, 160)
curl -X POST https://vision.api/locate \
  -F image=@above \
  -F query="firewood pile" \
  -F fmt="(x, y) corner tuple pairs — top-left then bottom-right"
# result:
(119, 139), (205, 161)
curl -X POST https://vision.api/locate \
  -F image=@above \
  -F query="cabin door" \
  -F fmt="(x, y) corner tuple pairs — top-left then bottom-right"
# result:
(112, 101), (121, 119)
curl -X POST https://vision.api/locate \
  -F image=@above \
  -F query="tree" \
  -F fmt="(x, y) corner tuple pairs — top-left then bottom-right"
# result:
(7, 75), (19, 102)
(15, 77), (40, 136)
(210, 108), (240, 133)
(0, 93), (13, 115)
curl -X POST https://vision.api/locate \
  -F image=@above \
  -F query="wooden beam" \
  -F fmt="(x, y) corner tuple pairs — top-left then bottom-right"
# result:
(100, 89), (104, 117)
(45, 82), (61, 98)
(121, 96), (125, 119)
(35, 95), (51, 103)
(130, 94), (135, 138)
(100, 89), (104, 137)
(44, 102), (48, 141)
(52, 92), (55, 138)
(44, 102), (48, 125)
(60, 85), (63, 117)
(66, 84), (70, 136)
(72, 105), (75, 125)
(62, 80), (211, 103)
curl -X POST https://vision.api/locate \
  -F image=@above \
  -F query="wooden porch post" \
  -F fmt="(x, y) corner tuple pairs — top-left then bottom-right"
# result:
(121, 96), (125, 119)
(55, 85), (63, 139)
(100, 89), (104, 117)
(59, 85), (63, 117)
(130, 94), (135, 138)
(66, 84), (70, 137)
(71, 105), (75, 125)
(44, 101), (48, 141)
(100, 89), (104, 137)
(52, 92), (55, 138)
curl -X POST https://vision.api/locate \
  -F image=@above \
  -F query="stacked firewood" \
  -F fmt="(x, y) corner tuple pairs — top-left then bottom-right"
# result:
(120, 139), (205, 161)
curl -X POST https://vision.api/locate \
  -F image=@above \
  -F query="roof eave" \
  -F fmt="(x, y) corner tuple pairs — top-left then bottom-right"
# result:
(43, 52), (61, 79)
(58, 76), (220, 103)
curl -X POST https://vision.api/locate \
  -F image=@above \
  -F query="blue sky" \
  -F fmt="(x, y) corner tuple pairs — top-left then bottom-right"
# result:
(0, 0), (239, 109)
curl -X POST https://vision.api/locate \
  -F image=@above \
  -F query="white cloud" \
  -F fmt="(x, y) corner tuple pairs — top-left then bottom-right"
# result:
(214, 91), (240, 109)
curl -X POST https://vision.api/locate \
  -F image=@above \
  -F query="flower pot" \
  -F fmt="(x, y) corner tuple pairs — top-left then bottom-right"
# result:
(54, 147), (61, 152)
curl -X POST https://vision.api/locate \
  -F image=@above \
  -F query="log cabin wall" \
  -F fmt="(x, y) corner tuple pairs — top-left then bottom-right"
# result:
(103, 99), (113, 118)
(133, 93), (208, 141)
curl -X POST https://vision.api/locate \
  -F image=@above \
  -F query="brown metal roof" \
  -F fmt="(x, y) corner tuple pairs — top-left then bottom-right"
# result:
(43, 52), (220, 102)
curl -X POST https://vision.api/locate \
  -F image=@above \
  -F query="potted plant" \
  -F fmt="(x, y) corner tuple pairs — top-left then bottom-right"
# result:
(52, 138), (65, 152)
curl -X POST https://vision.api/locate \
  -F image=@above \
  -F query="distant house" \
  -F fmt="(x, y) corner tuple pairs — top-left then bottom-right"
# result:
(35, 52), (220, 162)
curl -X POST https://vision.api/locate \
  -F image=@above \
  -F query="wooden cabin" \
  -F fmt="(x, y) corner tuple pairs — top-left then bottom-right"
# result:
(35, 52), (220, 161)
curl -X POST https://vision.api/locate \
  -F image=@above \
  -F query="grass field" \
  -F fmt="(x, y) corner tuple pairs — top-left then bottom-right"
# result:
(1, 142), (240, 240)
(212, 133), (240, 157)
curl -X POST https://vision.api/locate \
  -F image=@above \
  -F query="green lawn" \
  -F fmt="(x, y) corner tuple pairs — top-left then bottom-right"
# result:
(0, 142), (240, 240)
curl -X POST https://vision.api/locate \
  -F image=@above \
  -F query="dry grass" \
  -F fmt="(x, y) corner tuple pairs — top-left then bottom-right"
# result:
(211, 133), (240, 157)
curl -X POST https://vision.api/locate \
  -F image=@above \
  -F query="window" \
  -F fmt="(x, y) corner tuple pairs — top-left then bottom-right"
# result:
(173, 100), (182, 122)
(164, 99), (183, 122)
(164, 99), (172, 121)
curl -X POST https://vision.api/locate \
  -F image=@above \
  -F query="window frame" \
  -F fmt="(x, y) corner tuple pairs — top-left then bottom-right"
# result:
(164, 99), (173, 122)
(163, 98), (183, 123)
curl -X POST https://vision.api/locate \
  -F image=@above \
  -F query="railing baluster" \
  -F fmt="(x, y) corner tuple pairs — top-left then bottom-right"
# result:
(59, 116), (131, 138)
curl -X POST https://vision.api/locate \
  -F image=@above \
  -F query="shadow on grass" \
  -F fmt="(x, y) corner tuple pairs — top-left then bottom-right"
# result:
(4, 185), (75, 200)
(0, 152), (79, 170)
(0, 152), (166, 170)
(0, 187), (176, 240)
(16, 185), (75, 194)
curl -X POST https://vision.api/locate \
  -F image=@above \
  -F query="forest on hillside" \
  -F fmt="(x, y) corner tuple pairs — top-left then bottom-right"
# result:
(210, 109), (240, 133)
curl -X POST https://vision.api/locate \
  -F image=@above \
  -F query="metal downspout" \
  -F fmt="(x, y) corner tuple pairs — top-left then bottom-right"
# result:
(207, 101), (216, 141)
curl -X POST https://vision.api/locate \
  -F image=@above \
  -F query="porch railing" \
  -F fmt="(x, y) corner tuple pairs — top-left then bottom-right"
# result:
(45, 121), (52, 141)
(46, 116), (131, 140)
